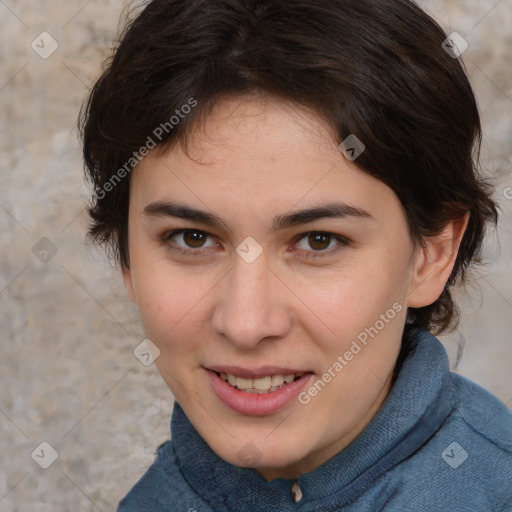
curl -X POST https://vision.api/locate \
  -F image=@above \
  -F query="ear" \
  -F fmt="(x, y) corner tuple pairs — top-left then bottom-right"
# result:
(122, 265), (138, 305)
(406, 212), (470, 308)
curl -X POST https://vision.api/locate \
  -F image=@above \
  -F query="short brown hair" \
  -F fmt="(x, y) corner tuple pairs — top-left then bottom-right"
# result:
(79, 0), (498, 335)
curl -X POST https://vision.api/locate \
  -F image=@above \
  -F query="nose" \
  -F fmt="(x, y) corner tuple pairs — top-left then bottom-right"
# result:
(211, 254), (292, 350)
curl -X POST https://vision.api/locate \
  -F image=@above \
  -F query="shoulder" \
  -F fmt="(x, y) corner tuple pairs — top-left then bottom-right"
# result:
(397, 372), (512, 511)
(116, 441), (209, 511)
(449, 371), (512, 452)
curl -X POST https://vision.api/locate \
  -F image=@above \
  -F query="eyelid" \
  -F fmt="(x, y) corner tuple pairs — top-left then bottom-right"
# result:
(292, 231), (350, 245)
(291, 232), (350, 259)
(161, 229), (219, 252)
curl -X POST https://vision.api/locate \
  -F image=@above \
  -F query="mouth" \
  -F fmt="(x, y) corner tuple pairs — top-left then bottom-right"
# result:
(205, 366), (315, 416)
(215, 371), (304, 394)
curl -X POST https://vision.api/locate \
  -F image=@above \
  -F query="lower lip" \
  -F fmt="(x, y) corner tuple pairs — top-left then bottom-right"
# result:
(206, 370), (314, 416)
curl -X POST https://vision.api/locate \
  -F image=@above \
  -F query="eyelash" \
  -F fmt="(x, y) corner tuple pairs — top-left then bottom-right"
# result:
(160, 229), (350, 259)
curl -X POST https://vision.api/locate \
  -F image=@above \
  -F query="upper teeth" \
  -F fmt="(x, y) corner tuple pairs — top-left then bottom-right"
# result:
(220, 372), (300, 393)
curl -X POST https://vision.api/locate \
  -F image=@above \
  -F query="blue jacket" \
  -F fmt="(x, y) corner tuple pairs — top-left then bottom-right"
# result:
(118, 328), (512, 511)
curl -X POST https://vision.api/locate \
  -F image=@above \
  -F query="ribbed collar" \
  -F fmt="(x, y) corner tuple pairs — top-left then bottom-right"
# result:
(170, 328), (455, 511)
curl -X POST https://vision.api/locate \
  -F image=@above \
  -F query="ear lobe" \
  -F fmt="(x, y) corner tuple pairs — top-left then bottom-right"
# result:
(122, 265), (137, 305)
(406, 212), (470, 308)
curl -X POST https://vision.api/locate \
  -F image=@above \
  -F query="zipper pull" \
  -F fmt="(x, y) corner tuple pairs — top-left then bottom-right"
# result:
(291, 479), (303, 503)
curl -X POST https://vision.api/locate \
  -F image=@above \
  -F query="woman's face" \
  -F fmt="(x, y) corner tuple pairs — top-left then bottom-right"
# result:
(123, 94), (420, 481)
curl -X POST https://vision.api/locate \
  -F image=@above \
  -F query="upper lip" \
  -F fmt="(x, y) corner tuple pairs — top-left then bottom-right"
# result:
(206, 365), (313, 379)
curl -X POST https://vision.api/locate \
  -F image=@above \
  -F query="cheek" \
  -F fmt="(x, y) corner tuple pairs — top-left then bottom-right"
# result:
(295, 260), (407, 343)
(132, 263), (207, 350)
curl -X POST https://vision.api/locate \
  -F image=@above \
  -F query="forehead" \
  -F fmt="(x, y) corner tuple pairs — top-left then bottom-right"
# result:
(180, 94), (339, 165)
(129, 95), (404, 229)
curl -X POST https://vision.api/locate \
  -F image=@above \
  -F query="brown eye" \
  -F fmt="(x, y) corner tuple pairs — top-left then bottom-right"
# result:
(294, 231), (349, 259)
(162, 229), (218, 254)
(182, 230), (208, 248)
(307, 233), (331, 251)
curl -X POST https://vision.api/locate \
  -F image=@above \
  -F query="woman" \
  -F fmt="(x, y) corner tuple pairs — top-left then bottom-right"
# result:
(79, 0), (512, 510)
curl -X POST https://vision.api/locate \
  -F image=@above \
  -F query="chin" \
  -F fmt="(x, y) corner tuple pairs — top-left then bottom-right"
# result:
(214, 435), (309, 475)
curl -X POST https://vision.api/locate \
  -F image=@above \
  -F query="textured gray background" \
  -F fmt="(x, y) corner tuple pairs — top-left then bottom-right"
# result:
(0, 1), (511, 510)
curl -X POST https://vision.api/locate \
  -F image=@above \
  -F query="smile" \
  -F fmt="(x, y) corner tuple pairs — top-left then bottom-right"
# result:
(217, 372), (304, 394)
(206, 367), (315, 416)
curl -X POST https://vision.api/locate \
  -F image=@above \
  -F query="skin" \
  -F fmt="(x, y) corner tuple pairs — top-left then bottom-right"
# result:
(122, 93), (468, 481)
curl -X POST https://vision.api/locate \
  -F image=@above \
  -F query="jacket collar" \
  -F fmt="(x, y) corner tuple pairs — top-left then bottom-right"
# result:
(170, 327), (454, 510)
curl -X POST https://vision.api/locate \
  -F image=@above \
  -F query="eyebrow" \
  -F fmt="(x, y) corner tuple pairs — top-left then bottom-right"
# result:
(142, 200), (375, 232)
